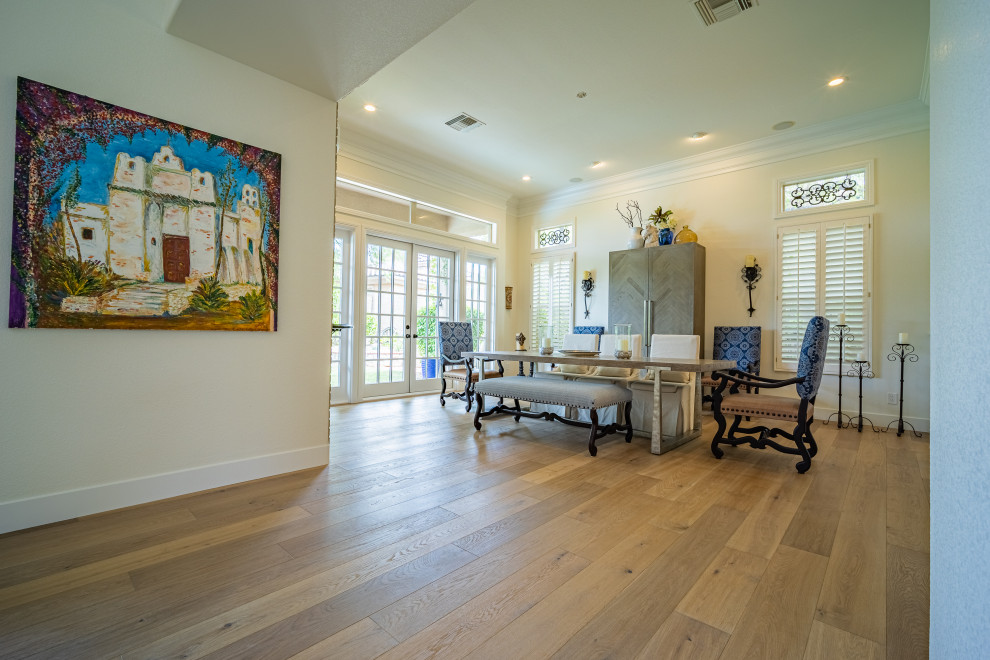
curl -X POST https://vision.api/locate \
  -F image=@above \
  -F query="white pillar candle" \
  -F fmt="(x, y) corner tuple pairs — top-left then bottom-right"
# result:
(838, 312), (846, 325)
(542, 337), (552, 348)
(619, 338), (629, 351)
(857, 351), (866, 361)
(898, 332), (908, 344)
(745, 255), (756, 268)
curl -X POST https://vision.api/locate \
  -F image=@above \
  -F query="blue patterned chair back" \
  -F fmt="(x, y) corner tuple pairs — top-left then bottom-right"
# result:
(796, 316), (830, 400)
(573, 326), (605, 336)
(438, 321), (474, 362)
(712, 326), (761, 375)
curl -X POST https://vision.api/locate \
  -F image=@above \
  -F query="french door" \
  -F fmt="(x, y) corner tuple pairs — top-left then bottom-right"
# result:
(362, 236), (454, 397)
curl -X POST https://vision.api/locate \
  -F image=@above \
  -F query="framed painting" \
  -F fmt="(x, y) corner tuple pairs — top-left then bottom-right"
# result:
(8, 78), (281, 330)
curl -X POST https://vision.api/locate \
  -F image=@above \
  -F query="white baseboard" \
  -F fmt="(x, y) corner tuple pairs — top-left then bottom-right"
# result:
(0, 444), (329, 535)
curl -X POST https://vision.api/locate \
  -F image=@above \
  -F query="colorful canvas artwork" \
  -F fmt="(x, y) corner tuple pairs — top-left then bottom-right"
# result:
(8, 78), (281, 330)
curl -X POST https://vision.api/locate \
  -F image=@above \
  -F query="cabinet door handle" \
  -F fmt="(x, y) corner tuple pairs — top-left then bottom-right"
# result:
(643, 299), (652, 349)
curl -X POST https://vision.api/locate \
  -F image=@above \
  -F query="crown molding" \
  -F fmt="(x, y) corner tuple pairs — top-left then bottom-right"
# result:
(515, 100), (931, 218)
(337, 125), (514, 211)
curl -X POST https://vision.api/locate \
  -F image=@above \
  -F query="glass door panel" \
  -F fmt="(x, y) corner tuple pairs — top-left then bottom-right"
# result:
(411, 247), (453, 392)
(363, 237), (410, 397)
(361, 237), (454, 397)
(331, 229), (353, 403)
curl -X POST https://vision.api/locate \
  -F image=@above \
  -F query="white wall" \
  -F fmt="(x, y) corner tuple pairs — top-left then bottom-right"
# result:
(931, 0), (990, 655)
(0, 0), (336, 533)
(516, 130), (930, 429)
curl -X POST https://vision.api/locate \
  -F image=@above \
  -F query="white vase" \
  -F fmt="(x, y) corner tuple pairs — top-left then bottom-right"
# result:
(627, 227), (645, 249)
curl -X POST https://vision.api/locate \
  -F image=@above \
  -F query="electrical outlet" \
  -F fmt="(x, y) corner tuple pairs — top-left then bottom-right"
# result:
(888, 392), (898, 405)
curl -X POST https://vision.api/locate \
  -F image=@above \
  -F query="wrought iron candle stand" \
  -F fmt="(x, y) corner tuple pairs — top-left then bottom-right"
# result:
(884, 343), (922, 437)
(848, 360), (879, 433)
(825, 324), (854, 428)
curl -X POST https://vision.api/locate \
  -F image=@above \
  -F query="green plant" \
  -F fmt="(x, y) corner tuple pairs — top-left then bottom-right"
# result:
(238, 289), (268, 321)
(647, 205), (676, 229)
(41, 254), (119, 300)
(188, 276), (229, 312)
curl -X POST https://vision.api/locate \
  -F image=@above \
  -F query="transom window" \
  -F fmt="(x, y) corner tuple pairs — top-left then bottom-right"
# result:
(776, 162), (873, 217)
(336, 178), (496, 244)
(535, 223), (574, 250)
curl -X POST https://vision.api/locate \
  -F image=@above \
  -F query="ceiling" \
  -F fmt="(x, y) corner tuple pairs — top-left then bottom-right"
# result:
(167, 0), (476, 101)
(169, 0), (930, 202)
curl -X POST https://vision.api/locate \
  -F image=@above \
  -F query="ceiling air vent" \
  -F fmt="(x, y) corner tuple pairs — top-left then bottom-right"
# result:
(694, 0), (757, 26)
(445, 113), (485, 133)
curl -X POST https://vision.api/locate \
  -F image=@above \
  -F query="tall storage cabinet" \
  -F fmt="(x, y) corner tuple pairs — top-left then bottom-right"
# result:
(608, 243), (706, 356)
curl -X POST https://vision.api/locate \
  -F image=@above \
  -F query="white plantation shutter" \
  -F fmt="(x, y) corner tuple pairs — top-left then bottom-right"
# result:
(776, 216), (871, 372)
(531, 254), (573, 346)
(778, 226), (818, 366)
(823, 220), (868, 365)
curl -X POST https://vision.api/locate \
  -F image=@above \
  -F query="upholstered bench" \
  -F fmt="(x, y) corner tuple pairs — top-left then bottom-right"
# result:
(472, 376), (633, 456)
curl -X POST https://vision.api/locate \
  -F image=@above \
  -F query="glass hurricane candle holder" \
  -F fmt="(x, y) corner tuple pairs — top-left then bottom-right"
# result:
(614, 323), (632, 359)
(539, 325), (555, 355)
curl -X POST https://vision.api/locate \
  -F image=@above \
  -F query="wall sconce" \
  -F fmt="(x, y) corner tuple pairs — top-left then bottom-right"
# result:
(741, 255), (762, 317)
(581, 270), (595, 319)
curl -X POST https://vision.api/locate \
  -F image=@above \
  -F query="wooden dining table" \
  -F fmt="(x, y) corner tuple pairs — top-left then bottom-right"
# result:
(464, 349), (737, 455)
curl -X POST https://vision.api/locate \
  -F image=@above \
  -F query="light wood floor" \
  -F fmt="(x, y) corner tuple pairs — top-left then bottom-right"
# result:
(0, 396), (929, 659)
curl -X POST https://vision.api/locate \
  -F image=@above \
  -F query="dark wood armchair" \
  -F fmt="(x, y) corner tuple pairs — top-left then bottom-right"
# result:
(438, 321), (503, 412)
(710, 316), (829, 473)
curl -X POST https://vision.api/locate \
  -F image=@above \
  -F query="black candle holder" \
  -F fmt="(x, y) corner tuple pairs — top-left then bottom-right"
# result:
(883, 343), (922, 438)
(825, 324), (854, 428)
(581, 276), (595, 319)
(740, 261), (762, 317)
(848, 360), (879, 433)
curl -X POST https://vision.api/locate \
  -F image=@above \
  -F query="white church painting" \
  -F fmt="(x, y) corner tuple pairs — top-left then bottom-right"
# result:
(10, 78), (281, 331)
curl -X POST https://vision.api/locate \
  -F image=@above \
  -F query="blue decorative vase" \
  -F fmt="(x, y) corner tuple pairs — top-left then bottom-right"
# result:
(659, 227), (673, 245)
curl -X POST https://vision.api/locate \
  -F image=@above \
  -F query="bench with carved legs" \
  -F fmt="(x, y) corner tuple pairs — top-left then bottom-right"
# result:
(472, 376), (633, 456)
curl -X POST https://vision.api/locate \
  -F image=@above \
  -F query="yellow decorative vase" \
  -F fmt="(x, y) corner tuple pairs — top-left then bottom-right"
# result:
(673, 225), (698, 244)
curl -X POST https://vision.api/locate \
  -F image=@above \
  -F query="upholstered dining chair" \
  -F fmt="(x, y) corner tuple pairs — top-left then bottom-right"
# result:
(701, 326), (762, 404)
(438, 321), (503, 412)
(573, 325), (606, 338)
(710, 316), (829, 473)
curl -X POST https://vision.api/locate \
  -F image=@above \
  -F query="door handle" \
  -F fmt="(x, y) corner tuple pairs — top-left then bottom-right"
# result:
(405, 333), (411, 338)
(412, 334), (418, 338)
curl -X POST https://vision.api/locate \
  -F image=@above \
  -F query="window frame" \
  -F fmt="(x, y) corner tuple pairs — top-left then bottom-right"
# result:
(533, 222), (575, 251)
(774, 160), (874, 219)
(775, 214), (873, 374)
(335, 177), (497, 246)
(465, 255), (495, 352)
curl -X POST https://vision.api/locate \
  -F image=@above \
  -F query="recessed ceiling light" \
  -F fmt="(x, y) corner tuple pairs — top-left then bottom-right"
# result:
(363, 104), (377, 112)
(570, 177), (583, 183)
(690, 132), (708, 140)
(521, 175), (531, 181)
(772, 120), (796, 131)
(591, 161), (604, 168)
(828, 77), (846, 87)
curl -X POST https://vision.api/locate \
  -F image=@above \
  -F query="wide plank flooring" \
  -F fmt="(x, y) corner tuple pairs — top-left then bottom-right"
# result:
(0, 395), (930, 659)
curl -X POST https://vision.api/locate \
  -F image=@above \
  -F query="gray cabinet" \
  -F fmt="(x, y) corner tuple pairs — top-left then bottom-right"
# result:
(608, 243), (706, 356)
